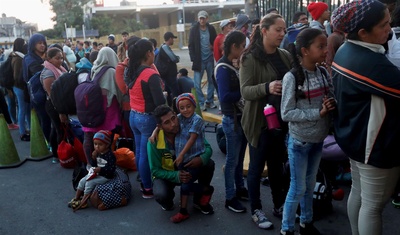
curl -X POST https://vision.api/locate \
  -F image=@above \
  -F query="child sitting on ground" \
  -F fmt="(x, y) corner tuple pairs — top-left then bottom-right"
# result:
(68, 130), (116, 211)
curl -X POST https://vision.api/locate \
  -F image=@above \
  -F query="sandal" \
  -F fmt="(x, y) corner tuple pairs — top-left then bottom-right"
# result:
(68, 198), (80, 208)
(20, 134), (30, 141)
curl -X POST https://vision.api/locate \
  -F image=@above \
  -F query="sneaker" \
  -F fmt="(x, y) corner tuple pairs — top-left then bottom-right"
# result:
(273, 206), (283, 218)
(251, 209), (274, 230)
(7, 123), (19, 130)
(194, 202), (214, 215)
(299, 222), (321, 235)
(280, 230), (295, 235)
(225, 197), (246, 213)
(236, 187), (249, 201)
(170, 212), (189, 223)
(208, 103), (217, 109)
(392, 196), (400, 208)
(52, 157), (59, 164)
(202, 104), (207, 111)
(161, 203), (175, 211)
(140, 183), (154, 199)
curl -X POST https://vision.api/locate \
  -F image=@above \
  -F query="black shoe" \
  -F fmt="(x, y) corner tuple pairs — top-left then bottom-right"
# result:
(225, 197), (246, 213)
(236, 187), (249, 201)
(20, 133), (30, 141)
(299, 222), (321, 235)
(272, 206), (283, 218)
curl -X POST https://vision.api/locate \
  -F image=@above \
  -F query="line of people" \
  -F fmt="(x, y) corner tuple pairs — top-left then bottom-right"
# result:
(3, 1), (400, 234)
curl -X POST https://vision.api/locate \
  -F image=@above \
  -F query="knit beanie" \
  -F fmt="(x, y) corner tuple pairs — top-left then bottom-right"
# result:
(93, 130), (112, 146)
(331, 0), (386, 34)
(307, 2), (329, 20)
(176, 93), (196, 109)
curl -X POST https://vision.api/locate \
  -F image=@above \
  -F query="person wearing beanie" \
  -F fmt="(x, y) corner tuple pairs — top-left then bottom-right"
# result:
(107, 34), (118, 53)
(307, 1), (330, 35)
(167, 93), (206, 223)
(331, 1), (400, 235)
(69, 130), (116, 211)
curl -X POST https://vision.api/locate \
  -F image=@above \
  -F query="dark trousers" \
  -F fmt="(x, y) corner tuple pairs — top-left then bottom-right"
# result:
(0, 92), (12, 124)
(32, 101), (51, 142)
(247, 129), (289, 212)
(45, 99), (65, 158)
(153, 159), (215, 208)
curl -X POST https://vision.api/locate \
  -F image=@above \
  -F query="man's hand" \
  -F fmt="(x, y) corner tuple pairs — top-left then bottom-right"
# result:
(184, 156), (203, 168)
(179, 170), (192, 183)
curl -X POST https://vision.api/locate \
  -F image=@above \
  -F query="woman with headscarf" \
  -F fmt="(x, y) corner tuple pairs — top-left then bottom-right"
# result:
(22, 33), (51, 142)
(82, 47), (123, 167)
(41, 47), (68, 163)
(9, 38), (30, 141)
(331, 1), (400, 234)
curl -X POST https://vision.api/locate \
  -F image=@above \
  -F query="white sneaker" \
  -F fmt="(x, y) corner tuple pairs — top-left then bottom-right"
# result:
(252, 209), (274, 229)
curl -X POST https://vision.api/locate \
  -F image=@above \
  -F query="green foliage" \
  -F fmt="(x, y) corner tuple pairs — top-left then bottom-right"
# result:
(90, 15), (113, 37)
(49, 0), (91, 32)
(39, 28), (61, 39)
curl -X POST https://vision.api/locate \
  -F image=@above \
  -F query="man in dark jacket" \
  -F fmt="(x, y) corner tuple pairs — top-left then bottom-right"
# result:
(155, 32), (180, 107)
(188, 10), (217, 111)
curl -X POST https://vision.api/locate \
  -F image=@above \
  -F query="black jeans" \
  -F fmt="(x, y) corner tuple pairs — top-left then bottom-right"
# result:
(0, 92), (12, 124)
(45, 99), (66, 158)
(153, 159), (215, 208)
(247, 128), (289, 212)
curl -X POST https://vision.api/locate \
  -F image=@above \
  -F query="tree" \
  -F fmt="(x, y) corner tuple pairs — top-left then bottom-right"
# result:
(39, 29), (60, 39)
(90, 15), (113, 37)
(49, 0), (91, 35)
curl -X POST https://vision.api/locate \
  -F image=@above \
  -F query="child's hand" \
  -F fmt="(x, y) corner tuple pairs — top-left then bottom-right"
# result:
(320, 96), (336, 117)
(93, 167), (101, 174)
(91, 150), (98, 160)
(174, 155), (183, 167)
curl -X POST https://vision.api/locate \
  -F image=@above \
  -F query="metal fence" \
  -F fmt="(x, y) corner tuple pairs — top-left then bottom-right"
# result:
(256, 0), (352, 26)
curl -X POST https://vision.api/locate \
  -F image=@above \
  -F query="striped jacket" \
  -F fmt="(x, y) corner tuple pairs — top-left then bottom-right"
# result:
(332, 41), (400, 168)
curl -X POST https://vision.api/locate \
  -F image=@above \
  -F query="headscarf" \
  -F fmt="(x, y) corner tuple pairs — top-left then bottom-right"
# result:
(331, 0), (386, 34)
(91, 47), (122, 107)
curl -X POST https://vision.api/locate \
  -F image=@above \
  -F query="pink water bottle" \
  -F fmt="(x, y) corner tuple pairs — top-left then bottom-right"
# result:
(264, 104), (280, 129)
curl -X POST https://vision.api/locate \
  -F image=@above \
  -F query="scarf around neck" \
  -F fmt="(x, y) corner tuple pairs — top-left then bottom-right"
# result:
(43, 60), (67, 80)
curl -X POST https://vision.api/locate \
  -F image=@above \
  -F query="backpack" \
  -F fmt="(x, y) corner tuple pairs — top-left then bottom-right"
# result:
(72, 162), (88, 191)
(50, 71), (82, 115)
(313, 167), (333, 220)
(0, 56), (14, 89)
(27, 70), (46, 106)
(74, 65), (113, 128)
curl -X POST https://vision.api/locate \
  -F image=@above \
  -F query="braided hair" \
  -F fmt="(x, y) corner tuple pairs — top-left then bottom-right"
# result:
(288, 28), (324, 101)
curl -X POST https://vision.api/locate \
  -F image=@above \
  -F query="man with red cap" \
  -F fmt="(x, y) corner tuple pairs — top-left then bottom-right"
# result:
(307, 1), (330, 35)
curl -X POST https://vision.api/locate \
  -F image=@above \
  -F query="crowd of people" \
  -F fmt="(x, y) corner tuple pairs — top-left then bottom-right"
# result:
(1, 0), (400, 234)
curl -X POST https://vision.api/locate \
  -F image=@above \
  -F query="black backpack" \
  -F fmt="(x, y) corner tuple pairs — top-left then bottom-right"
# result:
(50, 71), (85, 115)
(27, 70), (46, 106)
(0, 56), (14, 89)
(72, 162), (88, 191)
(313, 167), (333, 220)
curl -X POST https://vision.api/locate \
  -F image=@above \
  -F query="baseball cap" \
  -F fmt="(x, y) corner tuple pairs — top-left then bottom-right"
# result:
(220, 19), (235, 29)
(198, 10), (208, 19)
(235, 14), (251, 30)
(164, 32), (177, 41)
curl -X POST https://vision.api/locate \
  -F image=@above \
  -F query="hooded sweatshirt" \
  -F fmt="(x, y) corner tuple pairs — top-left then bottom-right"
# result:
(22, 33), (47, 82)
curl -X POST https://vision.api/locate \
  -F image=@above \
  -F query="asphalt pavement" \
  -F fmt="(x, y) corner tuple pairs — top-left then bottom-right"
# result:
(0, 48), (399, 235)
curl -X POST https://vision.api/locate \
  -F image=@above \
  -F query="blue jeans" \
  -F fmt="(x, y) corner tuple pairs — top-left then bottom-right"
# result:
(5, 89), (17, 124)
(222, 115), (247, 200)
(281, 135), (322, 232)
(193, 57), (214, 106)
(13, 87), (31, 135)
(129, 110), (157, 189)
